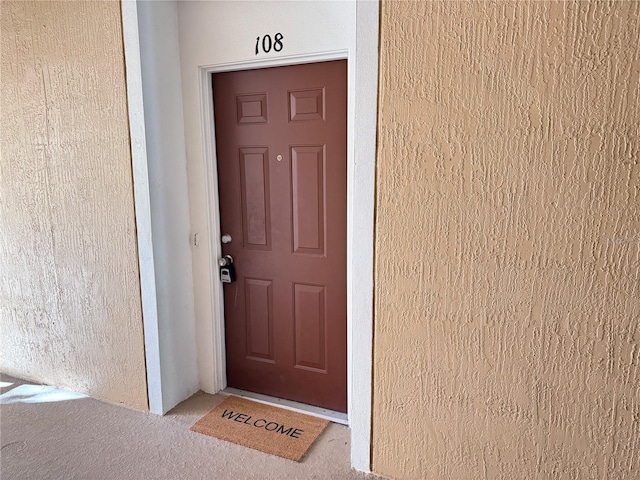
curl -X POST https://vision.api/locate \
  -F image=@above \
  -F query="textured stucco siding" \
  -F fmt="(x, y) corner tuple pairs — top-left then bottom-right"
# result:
(373, 1), (639, 479)
(0, 1), (148, 409)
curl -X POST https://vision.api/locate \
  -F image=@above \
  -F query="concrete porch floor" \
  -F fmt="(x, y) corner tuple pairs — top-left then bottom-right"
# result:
(0, 374), (381, 480)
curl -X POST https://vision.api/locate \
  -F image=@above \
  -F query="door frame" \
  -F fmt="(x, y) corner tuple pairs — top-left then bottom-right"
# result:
(203, 53), (350, 414)
(122, 0), (379, 472)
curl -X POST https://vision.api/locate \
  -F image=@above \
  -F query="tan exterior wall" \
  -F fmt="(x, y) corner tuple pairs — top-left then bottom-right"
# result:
(0, 1), (148, 410)
(373, 1), (639, 479)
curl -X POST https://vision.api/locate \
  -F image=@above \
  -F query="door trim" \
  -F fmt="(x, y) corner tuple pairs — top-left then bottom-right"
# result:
(208, 57), (349, 413)
(199, 50), (350, 408)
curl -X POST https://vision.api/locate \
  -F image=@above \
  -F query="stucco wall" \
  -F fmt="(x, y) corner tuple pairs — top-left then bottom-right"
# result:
(0, 1), (148, 409)
(373, 1), (640, 479)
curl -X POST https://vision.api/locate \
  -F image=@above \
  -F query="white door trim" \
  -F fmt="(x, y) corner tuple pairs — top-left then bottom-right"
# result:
(198, 49), (351, 399)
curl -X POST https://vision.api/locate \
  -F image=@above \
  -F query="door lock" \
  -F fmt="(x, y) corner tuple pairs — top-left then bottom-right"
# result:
(219, 255), (236, 283)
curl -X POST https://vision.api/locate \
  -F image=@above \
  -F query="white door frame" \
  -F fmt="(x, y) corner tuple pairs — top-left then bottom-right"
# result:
(122, 0), (378, 472)
(200, 49), (350, 410)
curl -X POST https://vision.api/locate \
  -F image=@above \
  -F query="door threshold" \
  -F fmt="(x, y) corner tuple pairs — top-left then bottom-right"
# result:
(221, 387), (349, 425)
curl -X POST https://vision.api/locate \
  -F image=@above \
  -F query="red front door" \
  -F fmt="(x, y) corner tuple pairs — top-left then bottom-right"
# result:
(213, 60), (347, 412)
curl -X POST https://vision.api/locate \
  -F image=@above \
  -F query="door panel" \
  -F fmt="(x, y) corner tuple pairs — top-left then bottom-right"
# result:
(293, 283), (326, 372)
(213, 60), (347, 412)
(244, 278), (274, 362)
(291, 145), (325, 255)
(239, 147), (271, 249)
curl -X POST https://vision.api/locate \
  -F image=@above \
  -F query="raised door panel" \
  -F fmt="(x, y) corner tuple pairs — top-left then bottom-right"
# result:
(293, 283), (326, 373)
(239, 147), (271, 250)
(244, 278), (274, 362)
(291, 145), (325, 256)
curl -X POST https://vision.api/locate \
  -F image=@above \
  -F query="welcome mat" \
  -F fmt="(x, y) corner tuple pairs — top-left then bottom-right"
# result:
(190, 395), (329, 461)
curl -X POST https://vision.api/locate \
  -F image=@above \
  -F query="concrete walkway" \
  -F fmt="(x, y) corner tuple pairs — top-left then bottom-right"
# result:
(0, 374), (381, 480)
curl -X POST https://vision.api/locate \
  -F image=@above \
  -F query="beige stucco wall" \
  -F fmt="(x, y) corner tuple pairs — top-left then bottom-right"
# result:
(0, 1), (148, 409)
(373, 1), (639, 479)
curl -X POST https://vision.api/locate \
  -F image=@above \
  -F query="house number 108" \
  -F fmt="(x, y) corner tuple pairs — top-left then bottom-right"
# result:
(255, 33), (284, 55)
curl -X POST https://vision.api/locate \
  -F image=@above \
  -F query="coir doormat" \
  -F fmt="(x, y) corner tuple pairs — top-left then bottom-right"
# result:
(190, 395), (329, 461)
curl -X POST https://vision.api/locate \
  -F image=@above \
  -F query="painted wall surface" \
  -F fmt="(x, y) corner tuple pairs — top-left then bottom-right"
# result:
(135, 0), (199, 413)
(0, 1), (148, 410)
(373, 1), (640, 479)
